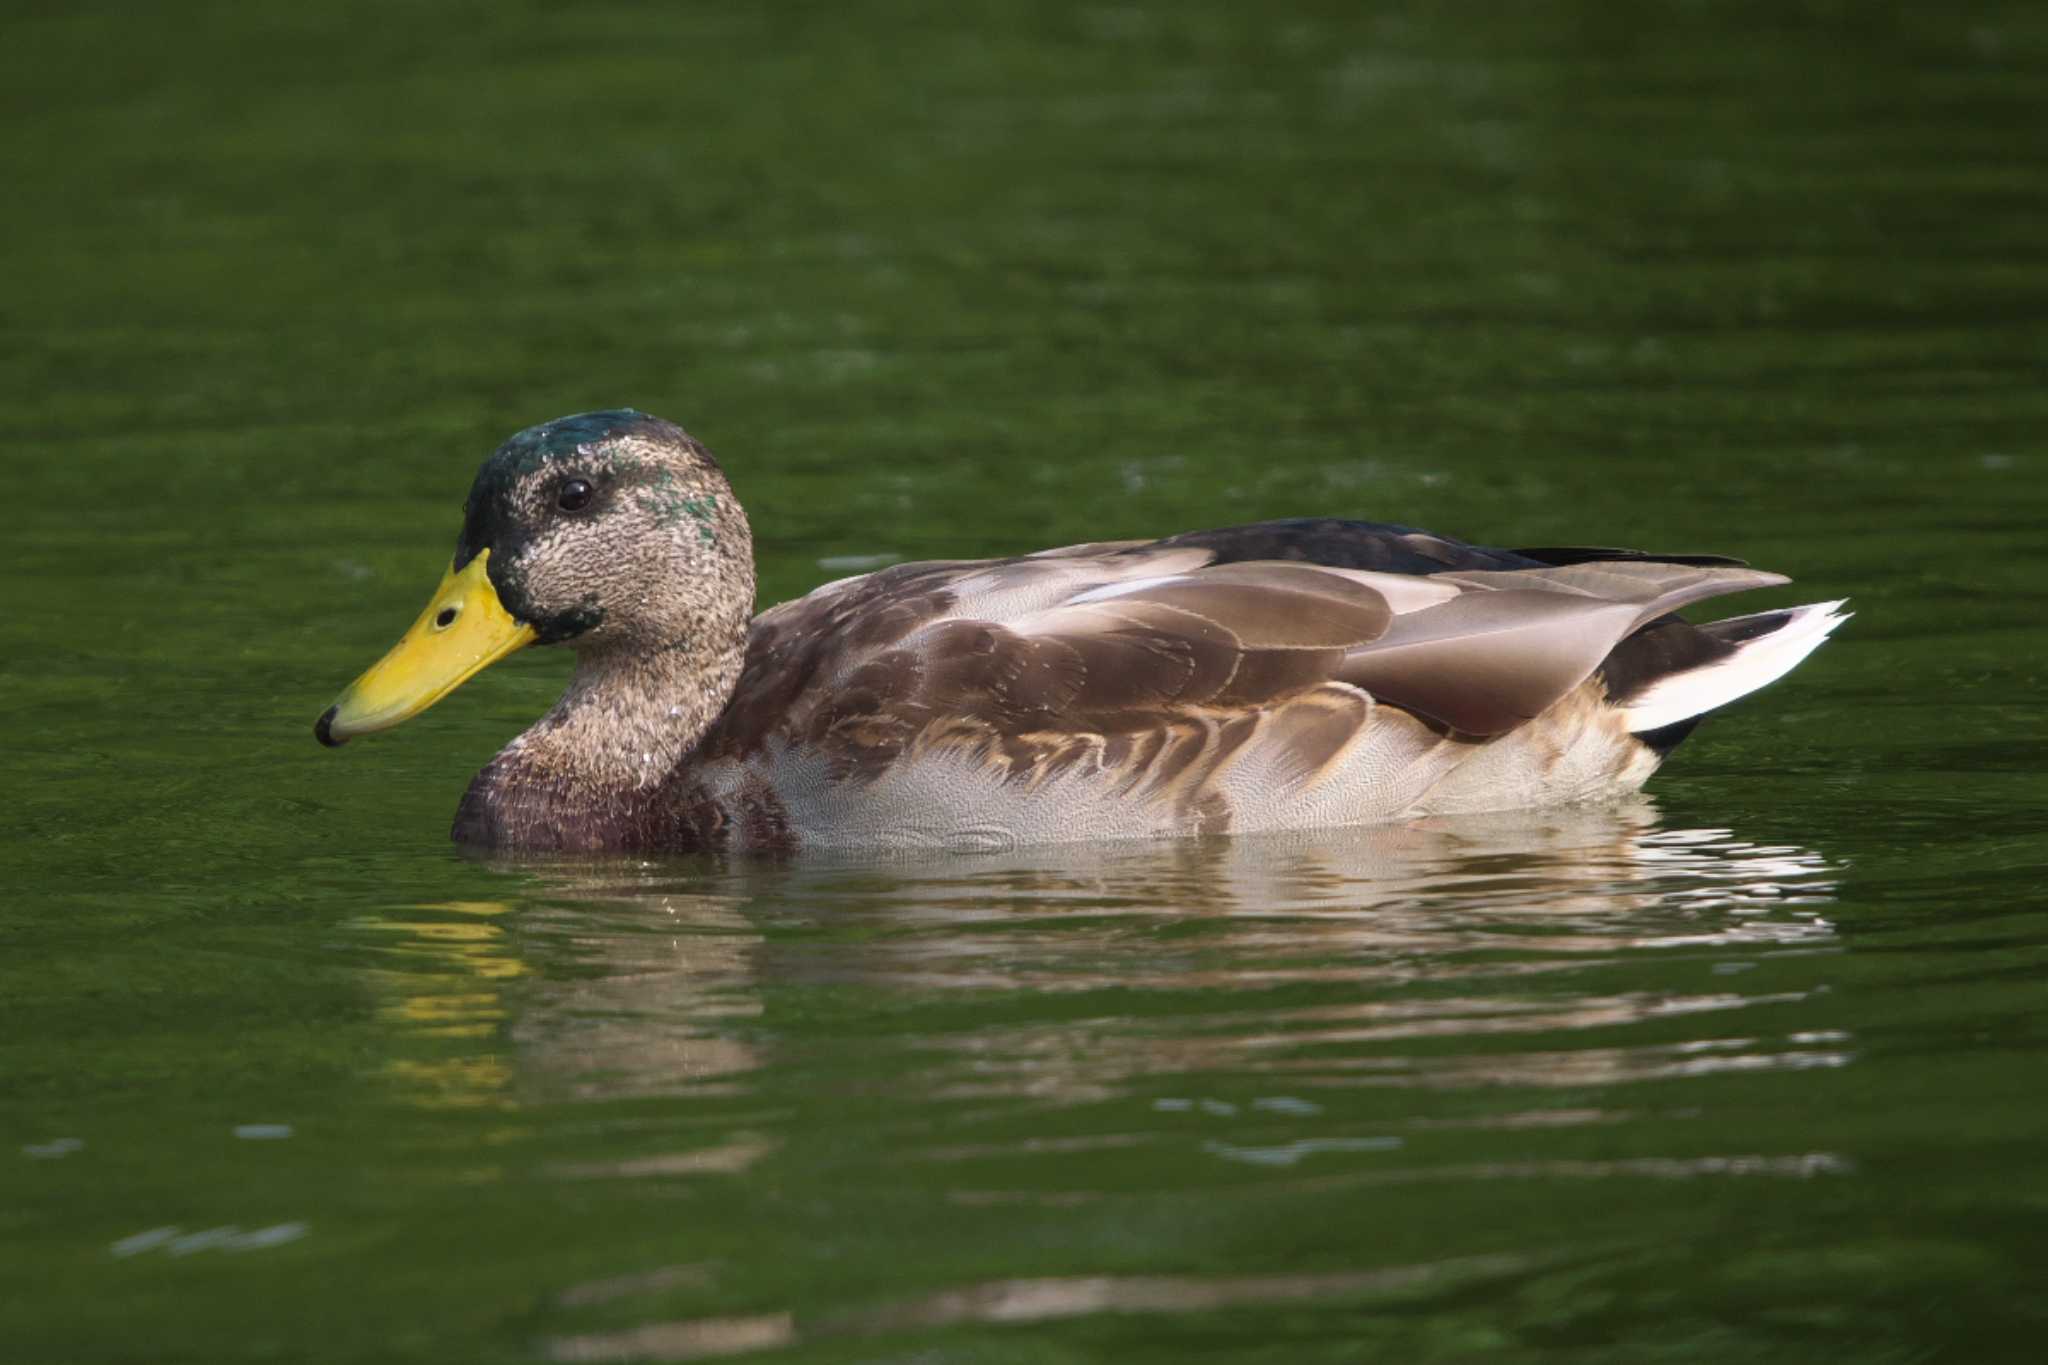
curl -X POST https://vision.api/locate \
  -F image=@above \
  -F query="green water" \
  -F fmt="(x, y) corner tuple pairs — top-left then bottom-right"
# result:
(6, 2), (2047, 1360)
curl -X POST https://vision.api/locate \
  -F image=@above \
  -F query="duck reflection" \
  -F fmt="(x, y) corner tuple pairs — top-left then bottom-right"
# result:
(345, 878), (763, 1108)
(349, 797), (1837, 1109)
(344, 801), (1850, 1356)
(737, 795), (1837, 980)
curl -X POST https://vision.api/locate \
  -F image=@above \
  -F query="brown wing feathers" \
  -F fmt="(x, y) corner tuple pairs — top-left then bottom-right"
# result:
(747, 569), (1391, 789)
(1340, 564), (1788, 735)
(701, 523), (1785, 793)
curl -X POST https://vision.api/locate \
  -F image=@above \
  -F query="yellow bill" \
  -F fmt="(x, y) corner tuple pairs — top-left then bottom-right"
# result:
(316, 550), (537, 746)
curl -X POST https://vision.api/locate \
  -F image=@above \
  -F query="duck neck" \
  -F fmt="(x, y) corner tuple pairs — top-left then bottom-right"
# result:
(457, 635), (746, 847)
(531, 639), (746, 787)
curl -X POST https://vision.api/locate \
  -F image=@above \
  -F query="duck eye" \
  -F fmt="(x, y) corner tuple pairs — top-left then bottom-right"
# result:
(556, 478), (595, 513)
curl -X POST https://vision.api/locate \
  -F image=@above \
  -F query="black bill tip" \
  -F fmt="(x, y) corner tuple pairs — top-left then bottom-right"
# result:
(315, 705), (344, 748)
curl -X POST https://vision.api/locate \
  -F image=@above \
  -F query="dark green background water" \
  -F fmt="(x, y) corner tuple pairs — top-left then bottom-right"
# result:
(6, 2), (2045, 1361)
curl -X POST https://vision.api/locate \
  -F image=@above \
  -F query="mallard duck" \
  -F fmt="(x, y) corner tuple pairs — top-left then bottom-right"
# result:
(316, 410), (1845, 854)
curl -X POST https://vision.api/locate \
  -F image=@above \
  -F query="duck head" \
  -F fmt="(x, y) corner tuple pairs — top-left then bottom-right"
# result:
(316, 409), (754, 746)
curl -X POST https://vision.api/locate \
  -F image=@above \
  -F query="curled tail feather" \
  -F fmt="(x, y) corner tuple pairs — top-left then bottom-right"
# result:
(1617, 601), (1849, 734)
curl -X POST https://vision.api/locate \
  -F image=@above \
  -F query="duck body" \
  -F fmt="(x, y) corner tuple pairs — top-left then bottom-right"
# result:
(320, 412), (1845, 855)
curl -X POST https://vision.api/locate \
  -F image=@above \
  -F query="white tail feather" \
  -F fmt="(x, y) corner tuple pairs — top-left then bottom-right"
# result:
(1623, 600), (1849, 733)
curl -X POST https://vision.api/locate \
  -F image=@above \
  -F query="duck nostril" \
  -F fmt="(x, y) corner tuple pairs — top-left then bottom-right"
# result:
(435, 606), (459, 628)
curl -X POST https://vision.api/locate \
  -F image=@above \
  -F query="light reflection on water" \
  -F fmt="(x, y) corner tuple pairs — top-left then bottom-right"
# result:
(347, 796), (1840, 1107)
(326, 798), (1856, 1355)
(547, 1251), (1554, 1363)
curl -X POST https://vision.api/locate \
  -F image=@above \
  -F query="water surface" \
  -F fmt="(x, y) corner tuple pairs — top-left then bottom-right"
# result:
(5, 2), (2047, 1361)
